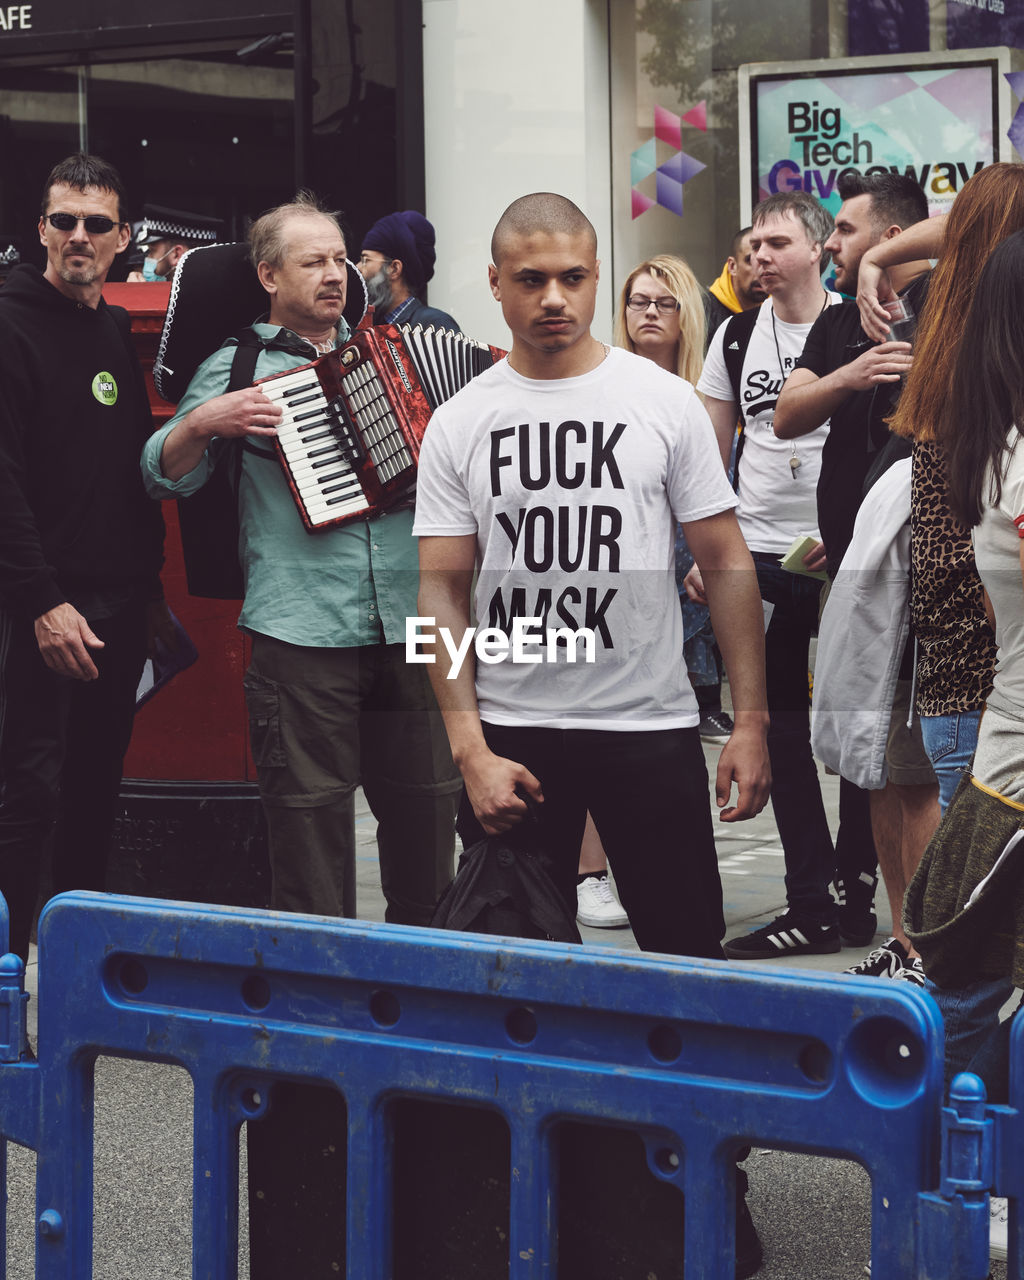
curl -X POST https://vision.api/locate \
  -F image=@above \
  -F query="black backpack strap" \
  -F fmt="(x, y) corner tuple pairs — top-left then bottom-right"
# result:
(175, 328), (301, 599)
(721, 307), (760, 409)
(720, 307), (759, 490)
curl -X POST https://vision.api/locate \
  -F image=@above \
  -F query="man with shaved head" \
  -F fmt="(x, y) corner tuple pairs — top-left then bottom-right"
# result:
(416, 191), (770, 957)
(490, 190), (598, 264)
(415, 193), (769, 1272)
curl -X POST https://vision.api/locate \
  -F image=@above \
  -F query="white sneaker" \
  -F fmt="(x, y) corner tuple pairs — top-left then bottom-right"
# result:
(576, 875), (629, 928)
(991, 1195), (1008, 1262)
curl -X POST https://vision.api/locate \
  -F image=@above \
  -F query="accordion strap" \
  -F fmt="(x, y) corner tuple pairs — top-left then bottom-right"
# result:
(228, 328), (304, 462)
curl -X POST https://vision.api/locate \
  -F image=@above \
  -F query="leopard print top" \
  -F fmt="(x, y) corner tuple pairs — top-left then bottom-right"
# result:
(911, 440), (997, 716)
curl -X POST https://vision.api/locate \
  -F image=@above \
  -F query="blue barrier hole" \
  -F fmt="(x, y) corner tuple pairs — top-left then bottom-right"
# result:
(239, 1084), (267, 1118)
(505, 1006), (537, 1044)
(369, 989), (401, 1026)
(798, 1040), (833, 1084)
(648, 1023), (683, 1063)
(117, 957), (148, 996)
(653, 1145), (681, 1177)
(845, 1016), (925, 1103)
(241, 974), (271, 1012)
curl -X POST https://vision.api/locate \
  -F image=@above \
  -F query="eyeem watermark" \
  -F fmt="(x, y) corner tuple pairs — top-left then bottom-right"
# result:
(406, 616), (596, 679)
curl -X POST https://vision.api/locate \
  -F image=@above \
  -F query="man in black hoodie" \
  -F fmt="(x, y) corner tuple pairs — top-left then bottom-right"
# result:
(0, 154), (165, 961)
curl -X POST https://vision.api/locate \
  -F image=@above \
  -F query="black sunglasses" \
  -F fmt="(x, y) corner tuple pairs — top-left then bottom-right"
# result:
(46, 212), (124, 235)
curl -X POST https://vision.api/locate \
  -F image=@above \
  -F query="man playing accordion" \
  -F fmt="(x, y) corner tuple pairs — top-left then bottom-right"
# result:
(141, 192), (460, 927)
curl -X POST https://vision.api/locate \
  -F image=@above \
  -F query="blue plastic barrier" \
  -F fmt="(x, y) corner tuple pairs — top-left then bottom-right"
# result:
(987, 1013), (1024, 1280)
(0, 890), (1004, 1278)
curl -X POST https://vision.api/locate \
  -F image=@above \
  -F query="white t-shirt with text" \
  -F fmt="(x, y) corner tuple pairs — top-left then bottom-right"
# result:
(413, 347), (738, 730)
(698, 295), (840, 553)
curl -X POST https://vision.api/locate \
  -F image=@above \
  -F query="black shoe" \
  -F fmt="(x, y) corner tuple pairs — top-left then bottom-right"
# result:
(844, 936), (907, 977)
(724, 912), (841, 960)
(698, 710), (734, 744)
(735, 1164), (764, 1278)
(834, 874), (878, 946)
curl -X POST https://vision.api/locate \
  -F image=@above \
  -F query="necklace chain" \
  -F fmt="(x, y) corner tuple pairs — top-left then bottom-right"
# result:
(769, 292), (829, 383)
(770, 293), (829, 467)
(769, 292), (828, 474)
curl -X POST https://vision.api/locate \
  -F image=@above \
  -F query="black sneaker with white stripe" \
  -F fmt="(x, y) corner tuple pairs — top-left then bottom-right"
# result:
(724, 912), (841, 960)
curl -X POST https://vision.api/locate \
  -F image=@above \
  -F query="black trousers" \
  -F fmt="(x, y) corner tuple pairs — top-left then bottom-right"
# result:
(457, 721), (726, 960)
(755, 557), (876, 923)
(0, 602), (147, 960)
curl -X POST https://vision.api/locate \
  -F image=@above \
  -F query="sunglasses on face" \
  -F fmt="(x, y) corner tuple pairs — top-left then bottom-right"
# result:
(46, 212), (124, 235)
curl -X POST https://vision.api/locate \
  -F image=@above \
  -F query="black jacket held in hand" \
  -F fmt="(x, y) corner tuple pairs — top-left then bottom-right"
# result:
(432, 824), (582, 943)
(0, 265), (164, 620)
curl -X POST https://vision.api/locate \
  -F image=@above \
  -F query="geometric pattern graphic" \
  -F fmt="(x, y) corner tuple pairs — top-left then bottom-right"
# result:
(1007, 71), (1024, 158)
(632, 101), (707, 220)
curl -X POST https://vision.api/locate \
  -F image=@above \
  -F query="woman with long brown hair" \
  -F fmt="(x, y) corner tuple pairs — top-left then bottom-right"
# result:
(858, 165), (1024, 1264)
(861, 163), (1024, 822)
(926, 221), (1024, 1125)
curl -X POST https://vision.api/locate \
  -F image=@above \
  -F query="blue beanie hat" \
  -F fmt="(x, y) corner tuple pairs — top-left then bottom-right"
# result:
(361, 210), (437, 289)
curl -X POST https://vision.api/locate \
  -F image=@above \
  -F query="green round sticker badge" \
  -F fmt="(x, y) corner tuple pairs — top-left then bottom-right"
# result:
(91, 371), (118, 406)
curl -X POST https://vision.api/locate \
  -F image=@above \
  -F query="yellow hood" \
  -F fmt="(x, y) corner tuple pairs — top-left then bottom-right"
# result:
(708, 263), (742, 314)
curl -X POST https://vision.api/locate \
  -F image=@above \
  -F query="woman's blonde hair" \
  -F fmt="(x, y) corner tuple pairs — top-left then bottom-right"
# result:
(613, 254), (706, 384)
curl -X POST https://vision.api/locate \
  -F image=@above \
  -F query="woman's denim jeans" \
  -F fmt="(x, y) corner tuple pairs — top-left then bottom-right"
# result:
(920, 708), (981, 815)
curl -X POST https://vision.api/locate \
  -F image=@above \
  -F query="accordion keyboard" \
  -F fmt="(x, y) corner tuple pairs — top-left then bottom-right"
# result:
(260, 366), (368, 528)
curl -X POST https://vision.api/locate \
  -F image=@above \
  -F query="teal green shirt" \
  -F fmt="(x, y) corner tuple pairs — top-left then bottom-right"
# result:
(141, 324), (419, 647)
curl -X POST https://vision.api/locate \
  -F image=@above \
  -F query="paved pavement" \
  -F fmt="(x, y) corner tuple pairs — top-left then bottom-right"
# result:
(5, 737), (1009, 1278)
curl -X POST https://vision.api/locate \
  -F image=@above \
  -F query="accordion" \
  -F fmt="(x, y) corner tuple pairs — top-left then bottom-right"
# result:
(257, 320), (506, 532)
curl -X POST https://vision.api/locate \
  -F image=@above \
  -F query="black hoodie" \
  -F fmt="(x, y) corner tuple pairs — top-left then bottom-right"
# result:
(0, 265), (164, 620)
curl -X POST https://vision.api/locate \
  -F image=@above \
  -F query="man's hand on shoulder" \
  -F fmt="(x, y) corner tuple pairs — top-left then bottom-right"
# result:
(34, 602), (104, 681)
(714, 717), (771, 822)
(459, 745), (544, 835)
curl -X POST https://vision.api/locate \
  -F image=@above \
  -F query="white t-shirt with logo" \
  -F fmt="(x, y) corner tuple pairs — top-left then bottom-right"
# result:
(697, 295), (840, 553)
(413, 346), (738, 730)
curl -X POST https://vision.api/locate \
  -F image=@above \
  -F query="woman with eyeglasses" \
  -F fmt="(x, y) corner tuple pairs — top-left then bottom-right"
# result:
(614, 254), (706, 382)
(576, 256), (718, 932)
(615, 257), (730, 734)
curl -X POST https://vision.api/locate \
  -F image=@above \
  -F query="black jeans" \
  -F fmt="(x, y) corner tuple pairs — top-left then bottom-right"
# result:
(0, 601), (147, 960)
(457, 722), (726, 959)
(755, 557), (875, 923)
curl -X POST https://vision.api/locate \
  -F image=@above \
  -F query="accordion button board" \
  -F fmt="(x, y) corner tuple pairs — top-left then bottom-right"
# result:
(257, 321), (505, 533)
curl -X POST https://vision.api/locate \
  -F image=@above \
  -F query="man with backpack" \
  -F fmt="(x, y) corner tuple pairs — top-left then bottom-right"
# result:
(141, 193), (460, 928)
(694, 191), (855, 961)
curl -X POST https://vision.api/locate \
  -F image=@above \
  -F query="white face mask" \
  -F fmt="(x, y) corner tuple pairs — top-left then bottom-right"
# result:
(142, 247), (173, 282)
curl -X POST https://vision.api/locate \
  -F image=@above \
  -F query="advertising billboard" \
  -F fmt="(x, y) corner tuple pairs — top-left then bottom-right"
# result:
(739, 48), (1017, 217)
